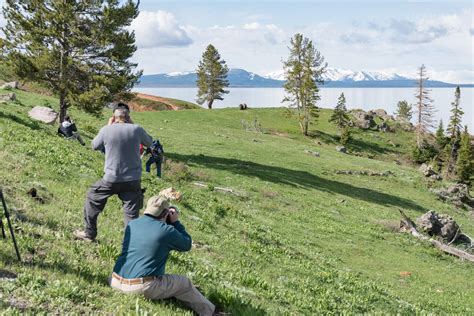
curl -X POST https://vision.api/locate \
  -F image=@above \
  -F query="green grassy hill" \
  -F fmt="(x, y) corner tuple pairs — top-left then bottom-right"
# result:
(0, 88), (473, 314)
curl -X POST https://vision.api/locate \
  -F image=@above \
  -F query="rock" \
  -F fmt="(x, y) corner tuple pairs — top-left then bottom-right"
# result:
(159, 187), (182, 201)
(371, 109), (395, 121)
(28, 106), (58, 125)
(377, 122), (391, 132)
(434, 183), (474, 210)
(416, 211), (459, 241)
(0, 269), (17, 281)
(0, 93), (16, 102)
(336, 146), (347, 153)
(430, 174), (442, 181)
(419, 163), (437, 177)
(0, 81), (19, 90)
(304, 149), (320, 157)
(397, 119), (414, 132)
(350, 110), (376, 130)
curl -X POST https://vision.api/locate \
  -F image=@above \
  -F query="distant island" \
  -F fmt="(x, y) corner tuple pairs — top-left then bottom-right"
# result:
(137, 68), (474, 88)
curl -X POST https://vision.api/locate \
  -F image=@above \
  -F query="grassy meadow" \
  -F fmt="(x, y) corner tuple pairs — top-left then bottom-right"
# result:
(0, 88), (473, 314)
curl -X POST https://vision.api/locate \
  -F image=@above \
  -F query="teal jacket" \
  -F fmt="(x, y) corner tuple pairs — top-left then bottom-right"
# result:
(113, 215), (192, 278)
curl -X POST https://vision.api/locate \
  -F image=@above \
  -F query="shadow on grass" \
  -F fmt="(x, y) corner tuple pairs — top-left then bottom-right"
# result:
(0, 110), (41, 130)
(346, 136), (399, 155)
(310, 130), (399, 155)
(168, 153), (425, 212)
(208, 289), (267, 315)
(309, 130), (338, 145)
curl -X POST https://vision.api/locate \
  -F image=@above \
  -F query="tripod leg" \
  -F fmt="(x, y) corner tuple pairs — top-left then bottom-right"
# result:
(0, 190), (21, 262)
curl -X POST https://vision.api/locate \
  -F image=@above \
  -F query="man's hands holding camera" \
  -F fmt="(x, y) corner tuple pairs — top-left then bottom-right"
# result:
(166, 207), (179, 224)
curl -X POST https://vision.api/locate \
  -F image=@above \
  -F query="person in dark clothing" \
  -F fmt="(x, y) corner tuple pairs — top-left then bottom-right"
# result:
(58, 115), (85, 146)
(110, 196), (215, 316)
(144, 139), (164, 177)
(73, 103), (153, 242)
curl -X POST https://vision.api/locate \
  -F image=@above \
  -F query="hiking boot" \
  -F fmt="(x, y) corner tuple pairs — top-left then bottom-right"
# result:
(73, 230), (95, 242)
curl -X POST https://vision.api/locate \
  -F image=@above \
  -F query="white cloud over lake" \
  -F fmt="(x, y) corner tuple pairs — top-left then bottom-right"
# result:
(131, 10), (192, 48)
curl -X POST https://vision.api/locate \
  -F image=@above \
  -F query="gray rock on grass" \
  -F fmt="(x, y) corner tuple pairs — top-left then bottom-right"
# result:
(28, 106), (58, 125)
(0, 93), (16, 102)
(336, 146), (347, 153)
(416, 211), (459, 242)
(0, 81), (19, 90)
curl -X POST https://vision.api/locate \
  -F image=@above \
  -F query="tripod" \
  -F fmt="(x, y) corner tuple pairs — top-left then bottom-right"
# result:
(0, 189), (21, 262)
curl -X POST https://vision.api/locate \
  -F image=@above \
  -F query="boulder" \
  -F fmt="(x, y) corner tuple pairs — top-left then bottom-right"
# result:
(396, 119), (414, 132)
(416, 211), (459, 242)
(0, 93), (16, 102)
(28, 106), (58, 125)
(304, 149), (320, 157)
(159, 187), (182, 201)
(377, 122), (391, 132)
(0, 81), (19, 90)
(434, 183), (474, 210)
(419, 163), (436, 177)
(336, 146), (347, 153)
(371, 109), (394, 121)
(350, 110), (376, 129)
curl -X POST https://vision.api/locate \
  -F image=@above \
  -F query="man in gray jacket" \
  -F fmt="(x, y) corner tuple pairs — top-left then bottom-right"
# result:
(74, 103), (153, 242)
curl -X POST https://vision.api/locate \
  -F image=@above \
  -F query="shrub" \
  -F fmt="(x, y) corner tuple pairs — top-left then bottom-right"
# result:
(412, 142), (438, 164)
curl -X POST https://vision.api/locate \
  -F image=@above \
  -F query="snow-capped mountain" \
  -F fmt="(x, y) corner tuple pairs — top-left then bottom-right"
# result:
(265, 68), (410, 82)
(138, 67), (466, 88)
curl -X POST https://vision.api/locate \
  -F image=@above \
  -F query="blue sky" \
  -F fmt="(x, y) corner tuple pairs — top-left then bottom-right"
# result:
(0, 0), (472, 82)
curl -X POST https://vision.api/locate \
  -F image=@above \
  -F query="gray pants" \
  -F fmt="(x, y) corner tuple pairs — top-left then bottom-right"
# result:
(83, 179), (143, 239)
(110, 274), (215, 316)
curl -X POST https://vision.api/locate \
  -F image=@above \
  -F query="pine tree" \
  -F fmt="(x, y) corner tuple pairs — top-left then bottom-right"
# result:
(329, 93), (350, 128)
(1, 0), (141, 122)
(196, 44), (229, 109)
(283, 33), (326, 136)
(435, 120), (447, 149)
(395, 100), (412, 121)
(414, 64), (436, 149)
(447, 86), (463, 142)
(329, 92), (351, 144)
(456, 126), (473, 184)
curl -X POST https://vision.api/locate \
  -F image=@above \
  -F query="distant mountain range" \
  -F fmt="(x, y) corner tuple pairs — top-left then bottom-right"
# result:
(138, 68), (473, 88)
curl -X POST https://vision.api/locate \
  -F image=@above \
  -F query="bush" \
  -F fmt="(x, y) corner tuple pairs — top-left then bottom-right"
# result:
(412, 143), (438, 163)
(163, 159), (193, 182)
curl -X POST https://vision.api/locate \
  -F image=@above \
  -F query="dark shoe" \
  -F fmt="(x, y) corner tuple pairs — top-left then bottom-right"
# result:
(73, 230), (95, 242)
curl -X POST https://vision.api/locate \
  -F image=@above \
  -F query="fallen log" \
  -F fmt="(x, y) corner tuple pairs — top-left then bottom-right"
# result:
(399, 210), (474, 263)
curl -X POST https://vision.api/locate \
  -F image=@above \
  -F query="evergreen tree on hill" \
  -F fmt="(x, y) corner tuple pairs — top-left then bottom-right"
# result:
(395, 100), (412, 121)
(456, 126), (473, 185)
(196, 44), (229, 109)
(1, 0), (141, 122)
(329, 92), (351, 144)
(447, 86), (463, 142)
(435, 120), (447, 149)
(283, 33), (326, 136)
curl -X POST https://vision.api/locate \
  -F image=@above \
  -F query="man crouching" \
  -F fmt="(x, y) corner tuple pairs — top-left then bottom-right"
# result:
(110, 196), (215, 316)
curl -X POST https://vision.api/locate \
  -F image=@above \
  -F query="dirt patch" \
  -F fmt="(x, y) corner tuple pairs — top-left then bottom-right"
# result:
(136, 93), (179, 110)
(270, 130), (289, 137)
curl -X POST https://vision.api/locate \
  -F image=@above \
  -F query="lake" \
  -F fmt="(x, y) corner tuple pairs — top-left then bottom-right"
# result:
(133, 87), (474, 130)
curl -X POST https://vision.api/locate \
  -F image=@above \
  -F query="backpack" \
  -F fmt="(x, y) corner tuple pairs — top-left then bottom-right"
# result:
(150, 140), (164, 157)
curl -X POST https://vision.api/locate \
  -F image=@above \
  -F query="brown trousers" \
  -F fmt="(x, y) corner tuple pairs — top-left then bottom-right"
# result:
(110, 274), (215, 316)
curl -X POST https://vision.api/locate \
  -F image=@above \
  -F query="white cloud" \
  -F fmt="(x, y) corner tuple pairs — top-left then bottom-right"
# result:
(131, 11), (192, 48)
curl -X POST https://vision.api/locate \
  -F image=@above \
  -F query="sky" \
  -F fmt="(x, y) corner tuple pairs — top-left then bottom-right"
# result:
(0, 0), (473, 83)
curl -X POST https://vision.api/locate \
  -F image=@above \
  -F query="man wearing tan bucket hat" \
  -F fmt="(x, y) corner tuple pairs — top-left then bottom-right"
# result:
(110, 196), (216, 315)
